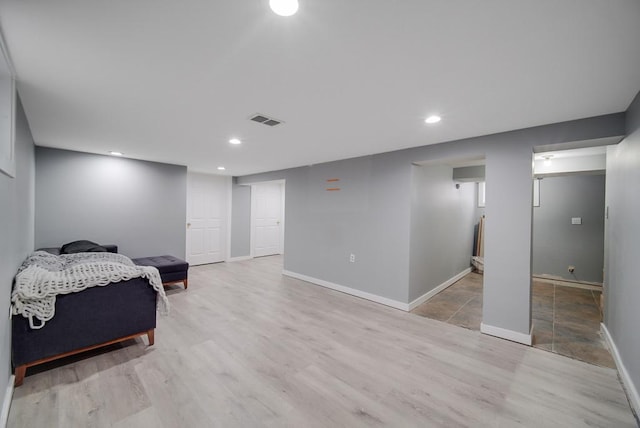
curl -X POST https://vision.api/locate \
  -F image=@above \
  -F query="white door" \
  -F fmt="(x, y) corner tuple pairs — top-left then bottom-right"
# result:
(252, 182), (284, 257)
(186, 173), (229, 265)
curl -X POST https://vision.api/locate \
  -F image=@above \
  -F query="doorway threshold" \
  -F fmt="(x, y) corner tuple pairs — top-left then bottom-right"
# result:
(411, 272), (615, 368)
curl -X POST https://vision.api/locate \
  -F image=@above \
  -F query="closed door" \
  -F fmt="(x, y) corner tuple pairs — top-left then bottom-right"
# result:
(186, 173), (229, 265)
(252, 182), (284, 257)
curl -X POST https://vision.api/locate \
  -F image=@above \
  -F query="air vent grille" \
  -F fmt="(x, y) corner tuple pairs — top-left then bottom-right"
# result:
(250, 114), (283, 127)
(251, 115), (269, 123)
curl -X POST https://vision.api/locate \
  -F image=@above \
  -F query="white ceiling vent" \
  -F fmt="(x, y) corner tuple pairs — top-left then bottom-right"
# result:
(250, 114), (283, 127)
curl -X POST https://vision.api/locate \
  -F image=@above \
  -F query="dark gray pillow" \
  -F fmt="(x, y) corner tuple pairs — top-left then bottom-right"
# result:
(60, 240), (107, 254)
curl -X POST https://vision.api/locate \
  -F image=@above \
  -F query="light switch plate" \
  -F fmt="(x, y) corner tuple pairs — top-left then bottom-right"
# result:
(571, 217), (582, 225)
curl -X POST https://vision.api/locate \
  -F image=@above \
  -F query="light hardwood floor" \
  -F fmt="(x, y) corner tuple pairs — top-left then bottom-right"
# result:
(8, 256), (638, 427)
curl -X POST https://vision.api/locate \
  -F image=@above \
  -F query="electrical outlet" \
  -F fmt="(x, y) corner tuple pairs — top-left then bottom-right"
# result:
(568, 265), (575, 273)
(349, 253), (356, 263)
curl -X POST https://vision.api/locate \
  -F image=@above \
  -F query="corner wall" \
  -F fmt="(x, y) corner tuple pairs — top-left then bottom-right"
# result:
(0, 96), (35, 415)
(482, 142), (535, 339)
(604, 90), (640, 415)
(35, 148), (187, 258)
(238, 153), (413, 304)
(409, 164), (476, 302)
(533, 174), (605, 283)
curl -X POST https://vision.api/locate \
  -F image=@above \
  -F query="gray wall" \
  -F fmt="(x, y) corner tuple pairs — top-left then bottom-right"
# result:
(533, 174), (605, 283)
(230, 181), (251, 258)
(482, 142), (535, 335)
(0, 96), (35, 399)
(604, 90), (640, 409)
(238, 153), (413, 303)
(238, 112), (624, 340)
(409, 165), (477, 302)
(35, 148), (187, 258)
(453, 165), (485, 182)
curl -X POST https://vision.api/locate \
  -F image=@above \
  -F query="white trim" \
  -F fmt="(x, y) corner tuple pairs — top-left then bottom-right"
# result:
(280, 181), (285, 255)
(185, 172), (190, 263)
(532, 274), (602, 289)
(283, 270), (409, 311)
(239, 178), (285, 186)
(1, 375), (14, 428)
(0, 29), (16, 179)
(601, 323), (640, 417)
(480, 322), (533, 346)
(249, 183), (256, 258)
(408, 268), (471, 311)
(226, 176), (233, 262)
(226, 255), (253, 262)
(478, 181), (486, 207)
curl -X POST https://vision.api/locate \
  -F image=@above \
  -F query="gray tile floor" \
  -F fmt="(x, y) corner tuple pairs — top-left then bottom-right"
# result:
(411, 272), (615, 368)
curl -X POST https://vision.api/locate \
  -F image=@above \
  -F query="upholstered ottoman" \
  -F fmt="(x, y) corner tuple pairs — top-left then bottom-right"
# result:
(132, 255), (189, 289)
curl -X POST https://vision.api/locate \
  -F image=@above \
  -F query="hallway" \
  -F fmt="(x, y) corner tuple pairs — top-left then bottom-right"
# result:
(411, 273), (614, 368)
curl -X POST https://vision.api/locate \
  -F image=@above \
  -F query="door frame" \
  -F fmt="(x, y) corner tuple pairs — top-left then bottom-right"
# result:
(249, 179), (285, 258)
(185, 172), (231, 265)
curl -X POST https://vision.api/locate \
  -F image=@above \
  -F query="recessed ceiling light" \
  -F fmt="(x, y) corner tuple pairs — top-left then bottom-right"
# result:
(229, 138), (242, 145)
(269, 0), (298, 16)
(425, 115), (441, 124)
(217, 166), (226, 171)
(109, 151), (123, 156)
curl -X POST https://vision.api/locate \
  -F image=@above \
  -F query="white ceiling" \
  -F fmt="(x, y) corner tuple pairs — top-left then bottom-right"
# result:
(1, 1), (640, 176)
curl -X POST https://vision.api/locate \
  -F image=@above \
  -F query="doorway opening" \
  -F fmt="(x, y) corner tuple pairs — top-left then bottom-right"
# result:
(408, 157), (485, 329)
(410, 146), (617, 368)
(530, 145), (614, 367)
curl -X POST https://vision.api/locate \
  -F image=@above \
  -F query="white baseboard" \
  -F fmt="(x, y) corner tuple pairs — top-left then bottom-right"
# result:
(480, 322), (533, 346)
(226, 255), (253, 262)
(282, 270), (409, 311)
(601, 323), (640, 418)
(1, 375), (14, 428)
(408, 268), (471, 311)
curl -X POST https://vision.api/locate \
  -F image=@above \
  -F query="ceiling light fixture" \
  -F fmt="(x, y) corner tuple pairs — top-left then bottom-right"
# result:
(269, 0), (299, 16)
(217, 166), (226, 171)
(425, 115), (441, 124)
(229, 138), (242, 145)
(109, 151), (123, 156)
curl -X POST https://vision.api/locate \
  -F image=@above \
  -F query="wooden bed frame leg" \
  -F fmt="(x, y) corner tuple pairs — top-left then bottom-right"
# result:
(14, 365), (26, 387)
(184, 279), (188, 289)
(147, 329), (155, 346)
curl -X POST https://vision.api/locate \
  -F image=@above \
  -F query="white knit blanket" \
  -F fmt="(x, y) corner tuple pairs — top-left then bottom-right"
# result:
(12, 251), (170, 329)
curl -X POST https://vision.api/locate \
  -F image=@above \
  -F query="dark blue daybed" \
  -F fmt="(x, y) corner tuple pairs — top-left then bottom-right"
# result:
(12, 244), (160, 386)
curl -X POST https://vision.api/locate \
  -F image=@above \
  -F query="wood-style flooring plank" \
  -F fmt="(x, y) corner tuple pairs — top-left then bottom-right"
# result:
(7, 256), (637, 427)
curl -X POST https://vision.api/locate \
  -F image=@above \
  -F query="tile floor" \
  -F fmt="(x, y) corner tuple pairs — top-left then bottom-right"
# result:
(411, 272), (615, 368)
